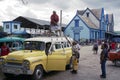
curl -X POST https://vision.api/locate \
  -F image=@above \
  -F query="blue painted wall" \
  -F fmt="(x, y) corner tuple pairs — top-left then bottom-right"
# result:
(64, 8), (108, 42)
(3, 21), (24, 34)
(64, 15), (90, 42)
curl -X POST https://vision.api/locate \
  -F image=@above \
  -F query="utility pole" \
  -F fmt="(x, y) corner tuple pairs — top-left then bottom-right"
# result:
(60, 10), (62, 36)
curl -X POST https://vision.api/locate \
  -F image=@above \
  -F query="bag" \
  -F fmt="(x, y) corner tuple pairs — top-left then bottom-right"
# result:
(76, 52), (80, 58)
(73, 51), (80, 59)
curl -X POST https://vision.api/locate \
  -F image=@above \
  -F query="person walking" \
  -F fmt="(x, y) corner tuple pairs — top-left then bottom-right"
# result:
(93, 41), (98, 54)
(100, 42), (108, 78)
(50, 11), (60, 36)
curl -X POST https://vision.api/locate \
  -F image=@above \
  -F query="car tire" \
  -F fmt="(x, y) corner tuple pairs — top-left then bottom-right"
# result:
(32, 65), (43, 80)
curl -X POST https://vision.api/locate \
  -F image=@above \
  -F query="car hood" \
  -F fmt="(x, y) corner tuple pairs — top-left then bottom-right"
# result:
(6, 50), (45, 62)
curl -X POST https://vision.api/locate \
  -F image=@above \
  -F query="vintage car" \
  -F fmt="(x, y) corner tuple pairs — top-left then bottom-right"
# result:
(0, 36), (73, 80)
(0, 37), (25, 51)
(108, 49), (120, 66)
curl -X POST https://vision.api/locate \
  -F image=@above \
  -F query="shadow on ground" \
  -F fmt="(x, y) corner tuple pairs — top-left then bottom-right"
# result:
(2, 71), (62, 80)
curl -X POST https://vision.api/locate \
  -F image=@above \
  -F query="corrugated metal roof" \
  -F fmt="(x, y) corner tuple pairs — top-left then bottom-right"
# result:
(79, 15), (99, 29)
(77, 8), (102, 20)
(13, 16), (50, 29)
(90, 8), (102, 20)
(13, 16), (66, 30)
(24, 16), (50, 26)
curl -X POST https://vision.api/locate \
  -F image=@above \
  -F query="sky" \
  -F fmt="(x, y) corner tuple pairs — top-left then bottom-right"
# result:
(0, 0), (120, 31)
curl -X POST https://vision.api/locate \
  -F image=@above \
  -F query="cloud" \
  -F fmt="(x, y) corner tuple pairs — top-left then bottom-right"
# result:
(28, 0), (76, 10)
(29, 0), (50, 4)
(81, 0), (120, 9)
(22, 9), (37, 18)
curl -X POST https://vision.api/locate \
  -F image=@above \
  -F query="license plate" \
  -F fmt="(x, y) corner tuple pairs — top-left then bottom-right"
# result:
(4, 68), (22, 74)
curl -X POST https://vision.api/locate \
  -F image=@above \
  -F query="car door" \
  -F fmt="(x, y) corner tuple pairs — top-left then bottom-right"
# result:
(47, 42), (67, 71)
(117, 50), (120, 59)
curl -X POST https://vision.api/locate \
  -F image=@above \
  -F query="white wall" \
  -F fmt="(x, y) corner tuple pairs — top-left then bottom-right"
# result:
(12, 23), (24, 33)
(3, 23), (11, 34)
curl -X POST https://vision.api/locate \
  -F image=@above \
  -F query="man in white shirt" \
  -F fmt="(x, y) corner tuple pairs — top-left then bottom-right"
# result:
(71, 41), (80, 74)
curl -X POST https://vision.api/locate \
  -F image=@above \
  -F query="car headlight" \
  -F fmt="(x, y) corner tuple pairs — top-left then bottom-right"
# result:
(0, 58), (5, 64)
(0, 58), (5, 62)
(22, 60), (30, 70)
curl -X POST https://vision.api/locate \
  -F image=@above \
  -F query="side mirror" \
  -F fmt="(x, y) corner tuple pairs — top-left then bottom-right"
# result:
(47, 47), (54, 55)
(48, 50), (52, 55)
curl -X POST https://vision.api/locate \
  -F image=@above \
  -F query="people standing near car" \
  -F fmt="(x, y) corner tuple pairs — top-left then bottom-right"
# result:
(110, 41), (116, 50)
(100, 42), (108, 78)
(50, 11), (60, 36)
(0, 48), (1, 55)
(0, 43), (10, 56)
(64, 36), (80, 74)
(93, 41), (98, 54)
(70, 41), (80, 74)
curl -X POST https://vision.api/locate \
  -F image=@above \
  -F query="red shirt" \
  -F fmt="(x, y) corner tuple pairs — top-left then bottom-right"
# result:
(50, 13), (59, 26)
(111, 42), (116, 49)
(1, 46), (10, 56)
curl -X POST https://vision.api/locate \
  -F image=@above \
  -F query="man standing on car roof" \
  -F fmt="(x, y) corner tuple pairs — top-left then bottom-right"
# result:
(50, 11), (60, 36)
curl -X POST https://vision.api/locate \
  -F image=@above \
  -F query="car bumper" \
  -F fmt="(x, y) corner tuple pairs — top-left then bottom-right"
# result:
(1, 65), (33, 75)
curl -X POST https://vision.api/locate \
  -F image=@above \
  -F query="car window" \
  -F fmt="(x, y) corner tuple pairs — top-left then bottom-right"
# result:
(45, 42), (51, 54)
(24, 41), (45, 51)
(55, 42), (61, 49)
(12, 42), (19, 47)
(61, 42), (66, 48)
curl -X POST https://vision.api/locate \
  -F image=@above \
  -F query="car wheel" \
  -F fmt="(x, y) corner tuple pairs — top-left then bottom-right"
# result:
(32, 65), (43, 80)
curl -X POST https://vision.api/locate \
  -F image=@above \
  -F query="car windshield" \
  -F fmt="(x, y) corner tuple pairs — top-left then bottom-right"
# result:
(24, 41), (45, 51)
(116, 49), (120, 52)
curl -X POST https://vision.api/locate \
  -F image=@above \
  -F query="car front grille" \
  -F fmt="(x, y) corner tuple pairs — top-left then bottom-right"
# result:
(6, 62), (22, 66)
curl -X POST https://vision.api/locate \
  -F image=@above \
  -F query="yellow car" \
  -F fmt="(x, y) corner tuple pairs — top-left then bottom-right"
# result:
(0, 36), (73, 80)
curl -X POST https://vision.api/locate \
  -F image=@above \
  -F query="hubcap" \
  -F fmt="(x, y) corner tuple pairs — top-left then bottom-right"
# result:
(36, 69), (42, 79)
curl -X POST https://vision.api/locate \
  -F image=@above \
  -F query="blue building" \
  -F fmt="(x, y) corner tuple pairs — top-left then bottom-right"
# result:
(3, 21), (23, 34)
(64, 8), (114, 42)
(3, 16), (50, 37)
